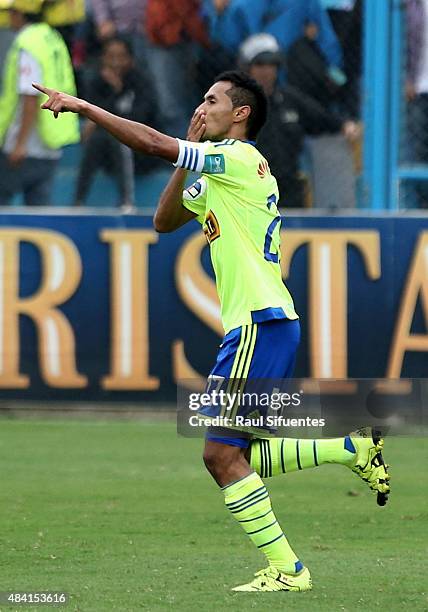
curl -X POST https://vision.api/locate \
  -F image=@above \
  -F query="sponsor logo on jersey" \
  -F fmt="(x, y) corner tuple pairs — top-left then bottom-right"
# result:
(203, 210), (220, 244)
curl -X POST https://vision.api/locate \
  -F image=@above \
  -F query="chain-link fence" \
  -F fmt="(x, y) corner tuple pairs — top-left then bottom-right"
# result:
(401, 0), (428, 209)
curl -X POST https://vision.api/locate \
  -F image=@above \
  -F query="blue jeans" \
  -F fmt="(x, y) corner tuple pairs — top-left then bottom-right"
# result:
(0, 152), (58, 206)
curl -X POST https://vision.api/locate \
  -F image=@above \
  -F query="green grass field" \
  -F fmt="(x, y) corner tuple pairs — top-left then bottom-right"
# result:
(0, 418), (427, 611)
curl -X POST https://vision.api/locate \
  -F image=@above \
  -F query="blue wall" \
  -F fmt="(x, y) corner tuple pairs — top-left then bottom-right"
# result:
(0, 212), (426, 401)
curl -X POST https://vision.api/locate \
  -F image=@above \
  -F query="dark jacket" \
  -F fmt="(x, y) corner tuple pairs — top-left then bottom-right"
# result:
(86, 68), (155, 124)
(257, 84), (342, 207)
(287, 36), (339, 110)
(86, 67), (161, 171)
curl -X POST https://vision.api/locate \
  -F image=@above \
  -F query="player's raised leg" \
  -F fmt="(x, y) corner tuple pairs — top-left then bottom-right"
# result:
(203, 438), (312, 592)
(248, 427), (390, 505)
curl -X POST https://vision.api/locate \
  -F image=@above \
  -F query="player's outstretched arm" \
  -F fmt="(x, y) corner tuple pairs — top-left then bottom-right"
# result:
(32, 83), (179, 162)
(154, 109), (206, 233)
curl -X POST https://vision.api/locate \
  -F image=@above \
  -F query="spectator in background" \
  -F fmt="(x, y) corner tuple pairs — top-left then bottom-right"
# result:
(43, 0), (86, 51)
(43, 0), (87, 94)
(320, 0), (362, 118)
(286, 20), (346, 111)
(406, 0), (428, 208)
(240, 33), (358, 208)
(0, 3), (15, 73)
(320, 0), (356, 41)
(286, 19), (359, 208)
(197, 0), (236, 100)
(203, 0), (342, 68)
(145, 0), (209, 137)
(91, 0), (146, 59)
(75, 36), (157, 209)
(0, 0), (79, 205)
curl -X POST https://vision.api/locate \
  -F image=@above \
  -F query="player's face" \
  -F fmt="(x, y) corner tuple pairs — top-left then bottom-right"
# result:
(196, 81), (235, 141)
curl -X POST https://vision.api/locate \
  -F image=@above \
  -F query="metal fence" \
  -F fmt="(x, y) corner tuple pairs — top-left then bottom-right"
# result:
(363, 0), (428, 211)
(399, 0), (428, 209)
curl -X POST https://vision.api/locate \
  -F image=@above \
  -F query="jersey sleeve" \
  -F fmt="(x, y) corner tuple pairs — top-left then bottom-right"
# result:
(182, 177), (208, 224)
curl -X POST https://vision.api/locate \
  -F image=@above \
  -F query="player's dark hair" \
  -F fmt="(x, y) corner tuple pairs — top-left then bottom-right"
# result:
(214, 70), (268, 140)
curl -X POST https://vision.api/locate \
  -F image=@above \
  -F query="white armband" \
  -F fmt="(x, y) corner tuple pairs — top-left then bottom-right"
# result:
(173, 139), (205, 173)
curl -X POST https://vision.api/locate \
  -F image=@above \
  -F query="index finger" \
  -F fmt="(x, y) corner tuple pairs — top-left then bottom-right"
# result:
(32, 82), (51, 95)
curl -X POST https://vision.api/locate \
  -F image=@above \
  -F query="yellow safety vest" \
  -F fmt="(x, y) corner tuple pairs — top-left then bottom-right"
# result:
(44, 0), (85, 27)
(0, 22), (80, 148)
(0, 10), (10, 27)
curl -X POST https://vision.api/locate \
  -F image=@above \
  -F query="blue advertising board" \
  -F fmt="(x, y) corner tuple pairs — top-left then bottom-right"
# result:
(0, 212), (426, 401)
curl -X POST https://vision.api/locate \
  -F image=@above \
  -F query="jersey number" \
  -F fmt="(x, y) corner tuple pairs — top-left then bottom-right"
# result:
(264, 194), (281, 263)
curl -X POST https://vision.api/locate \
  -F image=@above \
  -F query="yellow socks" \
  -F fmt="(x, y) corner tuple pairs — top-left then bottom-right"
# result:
(222, 471), (304, 574)
(250, 437), (357, 478)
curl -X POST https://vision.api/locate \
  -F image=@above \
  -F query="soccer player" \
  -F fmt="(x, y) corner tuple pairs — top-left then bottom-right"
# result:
(33, 72), (390, 592)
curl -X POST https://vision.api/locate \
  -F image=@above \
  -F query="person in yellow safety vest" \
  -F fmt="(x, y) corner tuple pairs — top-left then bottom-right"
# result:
(44, 0), (85, 27)
(0, 2), (14, 76)
(44, 0), (85, 55)
(0, 7), (10, 25)
(0, 0), (79, 205)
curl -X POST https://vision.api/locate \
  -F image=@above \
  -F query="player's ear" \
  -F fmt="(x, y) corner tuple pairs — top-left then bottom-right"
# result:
(234, 105), (251, 125)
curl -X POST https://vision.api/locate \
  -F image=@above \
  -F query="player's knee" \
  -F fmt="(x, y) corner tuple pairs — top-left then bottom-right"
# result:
(202, 446), (220, 475)
(202, 443), (238, 478)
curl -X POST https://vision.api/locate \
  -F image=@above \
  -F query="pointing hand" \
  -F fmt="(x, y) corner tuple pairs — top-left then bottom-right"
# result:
(32, 83), (83, 118)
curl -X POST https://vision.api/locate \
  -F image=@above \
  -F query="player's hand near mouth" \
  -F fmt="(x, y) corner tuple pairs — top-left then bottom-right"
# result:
(187, 109), (207, 143)
(154, 109), (207, 233)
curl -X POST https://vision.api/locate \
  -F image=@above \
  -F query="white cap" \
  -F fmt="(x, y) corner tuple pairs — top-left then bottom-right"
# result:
(239, 33), (282, 66)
